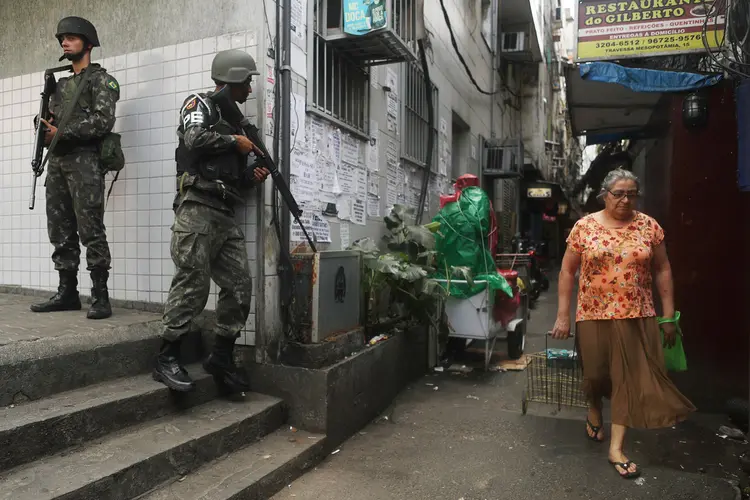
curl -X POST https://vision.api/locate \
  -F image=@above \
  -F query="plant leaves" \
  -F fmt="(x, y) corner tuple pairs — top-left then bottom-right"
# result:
(398, 264), (428, 282)
(349, 237), (380, 254)
(450, 266), (474, 286)
(405, 225), (436, 250)
(421, 278), (449, 297)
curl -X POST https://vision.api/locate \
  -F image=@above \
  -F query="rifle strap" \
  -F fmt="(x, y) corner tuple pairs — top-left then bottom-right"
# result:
(40, 67), (93, 170)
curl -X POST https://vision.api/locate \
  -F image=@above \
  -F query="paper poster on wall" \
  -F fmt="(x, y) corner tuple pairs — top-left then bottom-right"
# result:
(367, 194), (381, 218)
(291, 145), (315, 176)
(366, 142), (379, 172)
(386, 114), (398, 134)
(290, 0), (307, 49)
(340, 222), (350, 249)
(290, 93), (307, 148)
(318, 158), (337, 193)
(440, 117), (447, 136)
(343, 0), (388, 36)
(310, 116), (325, 154)
(291, 213), (331, 243)
(370, 65), (380, 90)
(341, 136), (360, 167)
(290, 175), (316, 204)
(328, 128), (342, 167)
(367, 174), (379, 196)
(337, 196), (353, 220)
(386, 68), (398, 94)
(355, 167), (367, 200)
(386, 161), (404, 206)
(337, 164), (357, 195)
(265, 87), (275, 119)
(386, 139), (398, 167)
(352, 198), (367, 226)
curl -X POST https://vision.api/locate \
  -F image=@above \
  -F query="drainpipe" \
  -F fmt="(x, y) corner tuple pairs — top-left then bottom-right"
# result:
(279, 0), (292, 323)
(415, 39), (434, 225)
(489, 0), (499, 139)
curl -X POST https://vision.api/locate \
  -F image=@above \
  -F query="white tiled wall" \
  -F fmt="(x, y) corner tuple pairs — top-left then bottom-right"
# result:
(0, 30), (261, 337)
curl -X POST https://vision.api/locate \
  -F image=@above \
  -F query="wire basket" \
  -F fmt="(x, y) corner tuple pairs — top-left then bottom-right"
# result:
(521, 335), (588, 415)
(495, 253), (533, 270)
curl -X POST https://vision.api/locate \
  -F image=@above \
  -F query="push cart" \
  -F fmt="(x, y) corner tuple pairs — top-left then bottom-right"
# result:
(496, 253), (538, 305)
(521, 333), (588, 415)
(436, 278), (528, 371)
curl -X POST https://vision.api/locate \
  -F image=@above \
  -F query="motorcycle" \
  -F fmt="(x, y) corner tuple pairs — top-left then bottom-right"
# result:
(510, 235), (549, 307)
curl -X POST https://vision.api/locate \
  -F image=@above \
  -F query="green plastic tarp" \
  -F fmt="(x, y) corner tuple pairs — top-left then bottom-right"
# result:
(431, 186), (513, 299)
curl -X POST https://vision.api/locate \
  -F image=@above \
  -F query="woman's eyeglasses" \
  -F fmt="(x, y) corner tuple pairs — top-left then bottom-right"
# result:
(608, 190), (640, 200)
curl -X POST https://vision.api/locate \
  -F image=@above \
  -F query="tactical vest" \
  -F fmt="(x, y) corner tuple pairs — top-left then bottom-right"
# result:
(175, 100), (245, 187)
(52, 67), (104, 152)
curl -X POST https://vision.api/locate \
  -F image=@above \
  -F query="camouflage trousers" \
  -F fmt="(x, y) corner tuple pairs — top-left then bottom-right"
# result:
(162, 201), (253, 342)
(46, 151), (111, 272)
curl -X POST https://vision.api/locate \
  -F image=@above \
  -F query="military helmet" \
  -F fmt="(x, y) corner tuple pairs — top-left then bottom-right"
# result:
(55, 16), (100, 47)
(211, 50), (260, 84)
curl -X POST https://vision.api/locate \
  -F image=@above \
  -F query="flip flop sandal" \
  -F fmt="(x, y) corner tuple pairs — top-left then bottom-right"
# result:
(609, 460), (641, 479)
(586, 419), (604, 442)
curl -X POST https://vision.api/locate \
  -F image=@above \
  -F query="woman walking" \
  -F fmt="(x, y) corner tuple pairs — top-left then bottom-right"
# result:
(551, 169), (695, 479)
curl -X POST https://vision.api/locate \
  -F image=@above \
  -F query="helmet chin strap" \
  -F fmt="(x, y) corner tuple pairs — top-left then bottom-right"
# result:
(59, 49), (86, 62)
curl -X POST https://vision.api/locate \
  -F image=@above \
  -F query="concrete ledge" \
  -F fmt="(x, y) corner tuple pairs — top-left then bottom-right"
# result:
(277, 328), (366, 369)
(249, 324), (428, 448)
(0, 285), (166, 314)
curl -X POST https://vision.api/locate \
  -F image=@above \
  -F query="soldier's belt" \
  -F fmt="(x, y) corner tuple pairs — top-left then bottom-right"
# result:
(180, 173), (244, 206)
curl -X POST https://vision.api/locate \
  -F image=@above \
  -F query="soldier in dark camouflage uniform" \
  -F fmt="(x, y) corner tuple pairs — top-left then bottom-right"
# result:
(31, 17), (119, 320)
(153, 50), (270, 393)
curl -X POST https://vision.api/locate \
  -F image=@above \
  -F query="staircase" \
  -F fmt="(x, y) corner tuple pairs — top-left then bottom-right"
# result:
(0, 294), (326, 500)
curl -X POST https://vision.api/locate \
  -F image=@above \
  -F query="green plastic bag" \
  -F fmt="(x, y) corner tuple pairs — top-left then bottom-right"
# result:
(657, 311), (687, 372)
(431, 186), (513, 299)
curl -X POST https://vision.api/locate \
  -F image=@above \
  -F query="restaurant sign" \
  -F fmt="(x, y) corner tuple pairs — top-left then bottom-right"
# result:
(576, 0), (726, 62)
(527, 187), (552, 198)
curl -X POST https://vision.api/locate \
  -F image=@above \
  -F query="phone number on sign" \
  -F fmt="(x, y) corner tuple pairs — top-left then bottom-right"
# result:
(594, 34), (702, 48)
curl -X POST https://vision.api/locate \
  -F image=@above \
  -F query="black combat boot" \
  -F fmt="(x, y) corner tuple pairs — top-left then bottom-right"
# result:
(87, 268), (112, 320)
(30, 270), (82, 312)
(153, 338), (196, 392)
(203, 334), (250, 393)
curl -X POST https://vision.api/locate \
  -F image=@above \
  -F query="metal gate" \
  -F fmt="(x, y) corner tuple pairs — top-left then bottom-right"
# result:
(496, 178), (518, 252)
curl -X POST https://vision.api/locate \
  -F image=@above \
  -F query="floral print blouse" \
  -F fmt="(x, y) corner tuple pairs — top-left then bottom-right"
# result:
(567, 211), (664, 322)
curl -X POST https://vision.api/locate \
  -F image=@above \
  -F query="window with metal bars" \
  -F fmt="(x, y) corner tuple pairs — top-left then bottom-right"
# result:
(400, 62), (438, 168)
(309, 0), (371, 134)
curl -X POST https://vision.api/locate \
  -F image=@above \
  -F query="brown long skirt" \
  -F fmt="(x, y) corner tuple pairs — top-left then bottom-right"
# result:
(576, 317), (696, 429)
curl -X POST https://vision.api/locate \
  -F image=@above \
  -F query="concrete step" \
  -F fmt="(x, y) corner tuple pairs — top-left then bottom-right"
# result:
(139, 428), (326, 500)
(0, 395), (286, 500)
(0, 292), (204, 407)
(0, 364), (216, 474)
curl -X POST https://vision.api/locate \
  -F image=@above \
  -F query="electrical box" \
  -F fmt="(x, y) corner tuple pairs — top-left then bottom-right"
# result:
(290, 250), (362, 343)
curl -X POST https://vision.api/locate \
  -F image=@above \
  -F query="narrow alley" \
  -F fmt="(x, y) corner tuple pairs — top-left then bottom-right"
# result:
(273, 289), (744, 500)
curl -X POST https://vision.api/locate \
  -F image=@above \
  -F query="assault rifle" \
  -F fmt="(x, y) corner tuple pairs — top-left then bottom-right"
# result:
(209, 85), (317, 252)
(29, 65), (72, 210)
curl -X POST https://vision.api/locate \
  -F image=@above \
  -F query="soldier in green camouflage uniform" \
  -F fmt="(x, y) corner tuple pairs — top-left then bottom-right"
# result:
(153, 50), (270, 393)
(31, 17), (118, 320)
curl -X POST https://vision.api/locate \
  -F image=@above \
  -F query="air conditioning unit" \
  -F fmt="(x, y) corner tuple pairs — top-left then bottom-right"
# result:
(289, 250), (362, 343)
(502, 32), (526, 52)
(483, 137), (524, 177)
